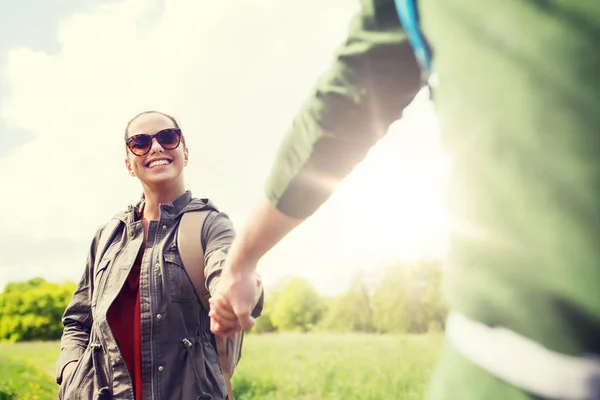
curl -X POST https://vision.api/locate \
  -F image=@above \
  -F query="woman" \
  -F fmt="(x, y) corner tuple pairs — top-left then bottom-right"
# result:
(55, 111), (252, 400)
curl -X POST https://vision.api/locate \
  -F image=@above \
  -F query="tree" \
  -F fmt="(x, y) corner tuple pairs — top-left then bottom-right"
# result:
(320, 271), (374, 332)
(270, 277), (324, 332)
(0, 277), (76, 342)
(415, 259), (448, 332)
(370, 259), (448, 334)
(371, 263), (412, 333)
(250, 292), (278, 334)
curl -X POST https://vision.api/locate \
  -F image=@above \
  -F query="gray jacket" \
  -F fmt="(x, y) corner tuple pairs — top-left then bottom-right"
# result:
(56, 191), (262, 399)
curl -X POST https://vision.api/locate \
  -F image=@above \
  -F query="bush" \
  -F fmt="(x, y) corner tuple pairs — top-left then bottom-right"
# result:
(0, 384), (17, 400)
(270, 277), (324, 332)
(0, 277), (76, 342)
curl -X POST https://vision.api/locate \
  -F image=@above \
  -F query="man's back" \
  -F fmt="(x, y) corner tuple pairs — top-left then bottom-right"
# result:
(420, 0), (600, 398)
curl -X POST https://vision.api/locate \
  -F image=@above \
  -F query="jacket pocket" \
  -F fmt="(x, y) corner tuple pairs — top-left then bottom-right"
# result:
(58, 348), (93, 400)
(59, 343), (113, 400)
(58, 355), (84, 400)
(164, 252), (200, 303)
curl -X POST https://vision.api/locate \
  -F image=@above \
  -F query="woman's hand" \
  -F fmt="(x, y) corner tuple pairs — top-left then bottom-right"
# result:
(209, 294), (242, 337)
(61, 361), (77, 384)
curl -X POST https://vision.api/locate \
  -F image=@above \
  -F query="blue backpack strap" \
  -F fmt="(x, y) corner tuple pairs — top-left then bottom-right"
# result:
(394, 0), (432, 74)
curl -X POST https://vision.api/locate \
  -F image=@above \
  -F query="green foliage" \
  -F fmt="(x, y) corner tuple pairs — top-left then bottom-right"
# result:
(320, 272), (374, 333)
(409, 260), (448, 333)
(250, 293), (277, 334)
(0, 258), (447, 345)
(251, 311), (276, 334)
(371, 263), (412, 333)
(0, 277), (76, 342)
(0, 385), (17, 400)
(254, 258), (447, 335)
(270, 277), (324, 332)
(371, 260), (447, 334)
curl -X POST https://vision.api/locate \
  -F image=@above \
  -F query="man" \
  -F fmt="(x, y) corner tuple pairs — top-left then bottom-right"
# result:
(209, 0), (600, 399)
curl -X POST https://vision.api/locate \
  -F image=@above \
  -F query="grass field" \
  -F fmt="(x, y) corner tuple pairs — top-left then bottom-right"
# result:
(0, 333), (443, 400)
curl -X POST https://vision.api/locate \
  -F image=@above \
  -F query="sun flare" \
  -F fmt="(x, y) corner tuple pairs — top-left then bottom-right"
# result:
(336, 90), (451, 267)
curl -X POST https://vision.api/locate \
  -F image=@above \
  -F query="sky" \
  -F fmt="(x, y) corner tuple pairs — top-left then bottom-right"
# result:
(0, 0), (450, 297)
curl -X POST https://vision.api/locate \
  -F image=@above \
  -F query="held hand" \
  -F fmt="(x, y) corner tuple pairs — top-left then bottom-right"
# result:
(208, 197), (301, 335)
(209, 294), (242, 337)
(211, 267), (262, 335)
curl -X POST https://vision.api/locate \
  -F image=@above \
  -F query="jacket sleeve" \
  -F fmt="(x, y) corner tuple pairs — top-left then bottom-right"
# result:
(203, 212), (264, 318)
(55, 228), (102, 384)
(264, 0), (422, 219)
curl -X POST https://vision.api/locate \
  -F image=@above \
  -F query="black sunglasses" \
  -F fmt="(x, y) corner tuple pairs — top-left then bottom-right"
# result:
(125, 128), (182, 156)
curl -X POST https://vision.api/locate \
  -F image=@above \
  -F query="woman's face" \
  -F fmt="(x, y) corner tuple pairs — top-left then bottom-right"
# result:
(124, 112), (188, 189)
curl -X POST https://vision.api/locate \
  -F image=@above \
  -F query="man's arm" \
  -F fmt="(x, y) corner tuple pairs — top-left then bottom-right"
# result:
(211, 0), (422, 334)
(226, 198), (303, 276)
(265, 0), (422, 220)
(233, 0), (422, 271)
(55, 230), (102, 384)
(203, 211), (264, 317)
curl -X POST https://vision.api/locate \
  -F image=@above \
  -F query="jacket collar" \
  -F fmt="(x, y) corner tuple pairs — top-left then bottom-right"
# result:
(158, 190), (194, 216)
(119, 190), (218, 224)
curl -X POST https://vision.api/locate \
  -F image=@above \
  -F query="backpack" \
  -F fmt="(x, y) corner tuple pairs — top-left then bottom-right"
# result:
(95, 210), (255, 400)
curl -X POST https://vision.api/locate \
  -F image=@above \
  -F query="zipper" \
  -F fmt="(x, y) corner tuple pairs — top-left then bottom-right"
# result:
(147, 219), (160, 400)
(148, 250), (156, 400)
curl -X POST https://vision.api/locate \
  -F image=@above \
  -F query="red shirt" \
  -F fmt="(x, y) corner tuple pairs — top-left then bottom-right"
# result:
(107, 252), (143, 400)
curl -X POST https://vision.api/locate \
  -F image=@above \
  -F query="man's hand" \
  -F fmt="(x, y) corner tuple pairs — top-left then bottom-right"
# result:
(210, 269), (262, 336)
(209, 197), (303, 336)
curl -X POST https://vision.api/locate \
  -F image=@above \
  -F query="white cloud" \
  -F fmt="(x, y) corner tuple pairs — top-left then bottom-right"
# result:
(0, 0), (447, 296)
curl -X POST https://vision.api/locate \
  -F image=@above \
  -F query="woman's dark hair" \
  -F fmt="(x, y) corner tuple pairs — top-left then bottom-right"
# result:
(124, 110), (186, 145)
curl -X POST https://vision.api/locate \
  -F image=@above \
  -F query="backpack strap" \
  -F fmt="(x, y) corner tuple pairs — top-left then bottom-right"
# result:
(178, 210), (235, 400)
(394, 0), (432, 73)
(178, 211), (212, 309)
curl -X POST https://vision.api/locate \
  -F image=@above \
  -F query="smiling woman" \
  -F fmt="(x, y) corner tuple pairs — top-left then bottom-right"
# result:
(54, 110), (260, 400)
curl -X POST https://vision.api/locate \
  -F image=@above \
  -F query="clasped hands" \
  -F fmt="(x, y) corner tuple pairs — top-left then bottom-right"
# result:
(209, 269), (263, 337)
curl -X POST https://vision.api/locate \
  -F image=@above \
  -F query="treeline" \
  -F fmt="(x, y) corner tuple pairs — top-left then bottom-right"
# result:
(0, 278), (75, 342)
(252, 259), (447, 334)
(0, 259), (447, 342)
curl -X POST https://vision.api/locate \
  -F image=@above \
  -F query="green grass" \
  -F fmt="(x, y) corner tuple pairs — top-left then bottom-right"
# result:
(232, 333), (443, 400)
(0, 341), (59, 400)
(0, 333), (443, 400)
